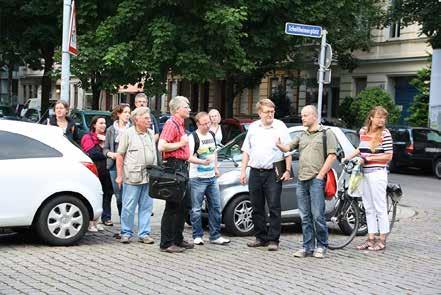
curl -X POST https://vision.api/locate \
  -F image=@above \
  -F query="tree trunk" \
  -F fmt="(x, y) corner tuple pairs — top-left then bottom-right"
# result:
(91, 78), (100, 110)
(225, 77), (235, 118)
(41, 46), (55, 115)
(7, 63), (13, 104)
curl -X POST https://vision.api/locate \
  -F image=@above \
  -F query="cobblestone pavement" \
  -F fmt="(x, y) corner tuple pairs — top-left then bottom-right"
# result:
(1, 174), (441, 294)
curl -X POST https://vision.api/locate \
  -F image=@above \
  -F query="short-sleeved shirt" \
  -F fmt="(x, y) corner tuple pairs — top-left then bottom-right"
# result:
(117, 126), (157, 185)
(241, 119), (290, 169)
(289, 125), (337, 181)
(358, 127), (393, 171)
(160, 115), (190, 161)
(189, 131), (217, 178)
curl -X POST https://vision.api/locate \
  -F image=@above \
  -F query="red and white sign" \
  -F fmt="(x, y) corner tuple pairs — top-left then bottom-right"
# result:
(68, 0), (78, 56)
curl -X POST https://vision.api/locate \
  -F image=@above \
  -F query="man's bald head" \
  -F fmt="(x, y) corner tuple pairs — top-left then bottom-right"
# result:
(301, 105), (319, 129)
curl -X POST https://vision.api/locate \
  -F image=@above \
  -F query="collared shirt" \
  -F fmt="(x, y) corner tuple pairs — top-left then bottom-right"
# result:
(289, 125), (337, 181)
(241, 119), (290, 169)
(117, 126), (157, 185)
(160, 115), (190, 161)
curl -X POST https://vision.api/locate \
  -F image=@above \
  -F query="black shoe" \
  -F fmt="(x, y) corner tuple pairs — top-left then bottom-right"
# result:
(247, 239), (269, 247)
(160, 245), (185, 253)
(177, 240), (194, 249)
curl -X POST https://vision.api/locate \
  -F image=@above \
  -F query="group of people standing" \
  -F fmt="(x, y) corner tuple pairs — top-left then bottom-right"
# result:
(48, 94), (393, 256)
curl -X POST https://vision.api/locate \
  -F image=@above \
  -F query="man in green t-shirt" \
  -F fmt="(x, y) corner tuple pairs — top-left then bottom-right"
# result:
(277, 105), (337, 258)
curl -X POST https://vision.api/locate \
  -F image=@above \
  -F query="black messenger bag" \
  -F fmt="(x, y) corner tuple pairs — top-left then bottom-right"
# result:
(147, 165), (188, 203)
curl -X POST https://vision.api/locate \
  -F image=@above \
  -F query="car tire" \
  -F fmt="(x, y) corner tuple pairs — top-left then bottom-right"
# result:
(35, 195), (89, 246)
(434, 159), (441, 179)
(223, 194), (254, 236)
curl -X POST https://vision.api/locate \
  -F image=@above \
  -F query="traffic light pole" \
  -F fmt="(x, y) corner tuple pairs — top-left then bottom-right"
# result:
(317, 29), (327, 122)
(61, 0), (72, 104)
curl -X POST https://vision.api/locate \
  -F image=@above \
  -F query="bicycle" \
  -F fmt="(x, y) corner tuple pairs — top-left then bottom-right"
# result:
(326, 158), (362, 250)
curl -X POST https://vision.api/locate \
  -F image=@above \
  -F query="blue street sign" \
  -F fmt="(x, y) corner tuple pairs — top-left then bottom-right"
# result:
(285, 23), (322, 38)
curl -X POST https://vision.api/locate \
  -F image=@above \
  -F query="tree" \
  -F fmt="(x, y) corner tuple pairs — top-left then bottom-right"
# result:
(390, 0), (440, 49)
(406, 67), (430, 127)
(91, 0), (384, 116)
(350, 87), (401, 128)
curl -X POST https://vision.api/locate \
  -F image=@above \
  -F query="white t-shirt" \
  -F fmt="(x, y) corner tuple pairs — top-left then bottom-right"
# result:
(241, 119), (290, 169)
(189, 131), (217, 178)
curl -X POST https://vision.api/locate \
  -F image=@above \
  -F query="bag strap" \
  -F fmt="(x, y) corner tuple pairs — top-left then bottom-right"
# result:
(322, 128), (328, 164)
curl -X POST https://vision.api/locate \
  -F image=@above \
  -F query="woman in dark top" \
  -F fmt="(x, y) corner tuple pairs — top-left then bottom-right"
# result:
(103, 104), (131, 217)
(47, 100), (79, 144)
(81, 116), (114, 230)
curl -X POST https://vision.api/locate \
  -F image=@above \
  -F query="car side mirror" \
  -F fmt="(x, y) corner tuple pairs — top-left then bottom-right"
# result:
(336, 148), (344, 162)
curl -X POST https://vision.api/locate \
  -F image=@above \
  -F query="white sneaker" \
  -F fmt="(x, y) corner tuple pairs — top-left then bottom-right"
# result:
(210, 237), (230, 245)
(194, 237), (204, 245)
(88, 225), (98, 232)
(96, 224), (105, 231)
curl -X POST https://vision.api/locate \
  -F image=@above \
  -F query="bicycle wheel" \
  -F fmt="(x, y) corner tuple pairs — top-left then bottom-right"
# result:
(387, 192), (398, 232)
(328, 198), (360, 250)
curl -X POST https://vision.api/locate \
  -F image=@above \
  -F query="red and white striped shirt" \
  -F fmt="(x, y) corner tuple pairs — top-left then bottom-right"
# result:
(358, 127), (393, 171)
(160, 115), (190, 161)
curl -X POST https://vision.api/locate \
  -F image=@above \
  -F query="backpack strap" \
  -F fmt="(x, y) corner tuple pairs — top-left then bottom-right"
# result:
(209, 130), (216, 146)
(191, 131), (200, 156)
(322, 128), (328, 164)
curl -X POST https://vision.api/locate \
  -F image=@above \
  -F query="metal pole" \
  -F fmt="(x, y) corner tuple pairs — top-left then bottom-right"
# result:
(61, 0), (72, 103)
(317, 29), (327, 123)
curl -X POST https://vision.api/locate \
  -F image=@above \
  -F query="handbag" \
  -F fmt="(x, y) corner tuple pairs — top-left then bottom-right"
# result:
(147, 165), (188, 203)
(322, 129), (338, 200)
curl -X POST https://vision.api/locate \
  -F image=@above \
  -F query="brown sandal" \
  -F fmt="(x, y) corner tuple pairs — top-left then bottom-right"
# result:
(356, 239), (375, 250)
(368, 239), (386, 251)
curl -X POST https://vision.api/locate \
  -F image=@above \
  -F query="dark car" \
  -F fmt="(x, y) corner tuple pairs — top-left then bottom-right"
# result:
(158, 113), (197, 134)
(221, 118), (253, 144)
(69, 109), (112, 143)
(388, 126), (441, 178)
(0, 106), (20, 121)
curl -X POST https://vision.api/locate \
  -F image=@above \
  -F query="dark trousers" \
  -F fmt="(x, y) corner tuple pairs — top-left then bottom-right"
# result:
(100, 172), (114, 222)
(248, 168), (282, 243)
(160, 158), (191, 249)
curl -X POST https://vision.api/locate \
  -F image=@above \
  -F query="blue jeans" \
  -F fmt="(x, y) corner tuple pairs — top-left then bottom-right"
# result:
(121, 183), (153, 238)
(109, 169), (122, 216)
(190, 177), (222, 240)
(296, 178), (328, 252)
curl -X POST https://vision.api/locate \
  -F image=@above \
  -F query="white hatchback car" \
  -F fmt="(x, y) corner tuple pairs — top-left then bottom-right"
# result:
(0, 120), (103, 245)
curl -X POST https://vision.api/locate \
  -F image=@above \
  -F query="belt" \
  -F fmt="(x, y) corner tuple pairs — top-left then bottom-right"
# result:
(251, 167), (273, 172)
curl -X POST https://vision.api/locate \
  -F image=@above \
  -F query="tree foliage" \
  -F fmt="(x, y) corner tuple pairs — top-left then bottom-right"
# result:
(406, 67), (430, 127)
(339, 87), (401, 129)
(389, 0), (441, 49)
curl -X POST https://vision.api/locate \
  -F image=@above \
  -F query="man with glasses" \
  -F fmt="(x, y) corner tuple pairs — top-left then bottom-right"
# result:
(240, 98), (291, 251)
(188, 112), (230, 246)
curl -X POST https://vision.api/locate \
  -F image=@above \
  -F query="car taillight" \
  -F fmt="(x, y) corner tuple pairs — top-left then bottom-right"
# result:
(405, 143), (414, 155)
(82, 162), (99, 177)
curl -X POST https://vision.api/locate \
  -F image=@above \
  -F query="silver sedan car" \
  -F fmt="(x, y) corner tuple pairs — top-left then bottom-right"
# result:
(213, 125), (356, 236)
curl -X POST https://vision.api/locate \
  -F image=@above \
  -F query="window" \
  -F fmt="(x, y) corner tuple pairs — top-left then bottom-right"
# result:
(390, 20), (401, 38)
(390, 129), (410, 143)
(412, 129), (428, 142)
(0, 131), (62, 160)
(344, 131), (360, 148)
(427, 130), (441, 144)
(354, 77), (367, 96)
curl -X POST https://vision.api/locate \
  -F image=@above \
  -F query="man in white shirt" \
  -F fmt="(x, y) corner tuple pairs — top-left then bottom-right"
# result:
(240, 99), (291, 251)
(188, 112), (230, 246)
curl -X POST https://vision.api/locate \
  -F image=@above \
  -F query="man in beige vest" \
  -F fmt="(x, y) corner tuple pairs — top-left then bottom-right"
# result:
(115, 107), (157, 244)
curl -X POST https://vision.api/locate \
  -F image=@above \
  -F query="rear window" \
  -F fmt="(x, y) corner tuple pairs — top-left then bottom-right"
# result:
(390, 129), (410, 143)
(0, 131), (62, 160)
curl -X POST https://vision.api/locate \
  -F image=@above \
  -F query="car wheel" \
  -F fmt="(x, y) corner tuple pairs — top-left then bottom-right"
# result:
(223, 194), (254, 236)
(35, 195), (89, 246)
(434, 159), (441, 179)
